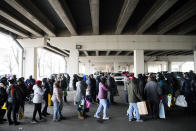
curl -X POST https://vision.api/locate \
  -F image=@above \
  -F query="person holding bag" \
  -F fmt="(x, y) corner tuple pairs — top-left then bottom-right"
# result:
(127, 77), (143, 122)
(32, 80), (44, 123)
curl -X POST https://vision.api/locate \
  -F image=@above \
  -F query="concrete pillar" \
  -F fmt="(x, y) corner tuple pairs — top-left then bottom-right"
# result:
(68, 49), (79, 75)
(24, 48), (38, 80)
(167, 61), (172, 72)
(114, 61), (119, 73)
(144, 62), (148, 74)
(134, 50), (144, 77)
(194, 51), (196, 73)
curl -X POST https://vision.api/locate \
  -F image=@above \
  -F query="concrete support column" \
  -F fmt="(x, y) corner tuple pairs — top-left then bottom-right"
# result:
(134, 50), (144, 77)
(144, 62), (148, 74)
(24, 48), (38, 80)
(68, 49), (79, 75)
(114, 61), (119, 73)
(167, 61), (172, 72)
(194, 51), (196, 73)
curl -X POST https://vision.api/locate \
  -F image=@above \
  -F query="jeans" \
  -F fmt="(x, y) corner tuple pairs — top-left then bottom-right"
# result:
(7, 102), (18, 124)
(149, 101), (159, 119)
(129, 103), (140, 120)
(33, 103), (42, 120)
(53, 102), (63, 120)
(95, 99), (108, 118)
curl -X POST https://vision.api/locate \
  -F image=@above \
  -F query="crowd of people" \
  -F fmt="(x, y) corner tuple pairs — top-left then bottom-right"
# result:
(0, 70), (196, 126)
(0, 74), (70, 125)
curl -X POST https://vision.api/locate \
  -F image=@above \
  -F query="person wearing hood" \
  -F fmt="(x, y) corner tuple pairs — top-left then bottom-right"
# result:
(0, 77), (8, 124)
(7, 78), (21, 125)
(32, 80), (44, 123)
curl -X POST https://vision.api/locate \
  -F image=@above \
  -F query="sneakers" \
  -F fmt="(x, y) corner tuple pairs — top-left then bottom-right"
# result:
(136, 120), (144, 123)
(94, 115), (100, 119)
(32, 120), (38, 124)
(103, 117), (109, 120)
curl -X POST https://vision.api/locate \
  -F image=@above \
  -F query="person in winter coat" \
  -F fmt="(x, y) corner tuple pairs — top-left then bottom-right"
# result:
(158, 75), (169, 110)
(41, 78), (50, 117)
(51, 80), (63, 121)
(60, 75), (67, 103)
(94, 77), (110, 120)
(138, 74), (145, 99)
(96, 76), (101, 102)
(181, 73), (192, 108)
(75, 77), (86, 120)
(128, 77), (143, 122)
(144, 74), (162, 119)
(73, 74), (78, 90)
(0, 77), (8, 124)
(107, 73), (117, 104)
(16, 78), (26, 112)
(32, 80), (44, 123)
(7, 79), (22, 125)
(66, 74), (70, 91)
(124, 76), (129, 103)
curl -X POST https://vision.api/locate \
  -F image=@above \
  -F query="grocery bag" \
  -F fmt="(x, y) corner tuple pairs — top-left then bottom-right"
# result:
(175, 95), (187, 107)
(159, 100), (165, 119)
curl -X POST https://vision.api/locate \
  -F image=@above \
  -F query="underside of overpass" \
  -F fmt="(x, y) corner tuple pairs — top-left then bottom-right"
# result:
(0, 0), (196, 78)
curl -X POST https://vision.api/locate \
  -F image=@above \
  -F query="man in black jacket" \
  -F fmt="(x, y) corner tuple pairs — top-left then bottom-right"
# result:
(0, 77), (8, 124)
(107, 73), (117, 104)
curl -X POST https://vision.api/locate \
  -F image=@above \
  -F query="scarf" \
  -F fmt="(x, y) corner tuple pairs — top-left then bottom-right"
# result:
(11, 85), (14, 96)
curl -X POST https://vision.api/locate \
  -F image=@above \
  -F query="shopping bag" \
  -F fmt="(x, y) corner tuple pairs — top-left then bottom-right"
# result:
(2, 102), (6, 110)
(175, 95), (187, 107)
(114, 89), (119, 97)
(137, 101), (148, 115)
(63, 90), (67, 96)
(18, 106), (24, 120)
(48, 93), (53, 106)
(85, 98), (91, 109)
(159, 100), (165, 119)
(168, 94), (172, 107)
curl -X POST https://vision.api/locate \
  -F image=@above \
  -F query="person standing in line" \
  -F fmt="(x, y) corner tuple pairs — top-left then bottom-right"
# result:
(66, 74), (70, 91)
(42, 78), (50, 117)
(75, 77), (86, 120)
(32, 80), (44, 123)
(124, 76), (129, 103)
(128, 77), (143, 122)
(108, 73), (117, 104)
(51, 80), (63, 121)
(144, 74), (162, 119)
(7, 78), (22, 125)
(0, 77), (8, 124)
(94, 77), (110, 120)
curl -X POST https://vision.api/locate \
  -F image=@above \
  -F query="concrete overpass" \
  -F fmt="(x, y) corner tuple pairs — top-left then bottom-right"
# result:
(0, 0), (196, 78)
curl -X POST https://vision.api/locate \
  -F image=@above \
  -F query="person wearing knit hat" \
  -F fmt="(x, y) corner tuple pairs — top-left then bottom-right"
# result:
(32, 80), (44, 123)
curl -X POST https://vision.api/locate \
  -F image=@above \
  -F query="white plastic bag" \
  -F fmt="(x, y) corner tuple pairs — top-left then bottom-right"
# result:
(175, 95), (188, 107)
(159, 100), (165, 119)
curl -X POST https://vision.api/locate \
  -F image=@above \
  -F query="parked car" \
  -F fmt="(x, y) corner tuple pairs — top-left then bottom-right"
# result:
(114, 73), (126, 85)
